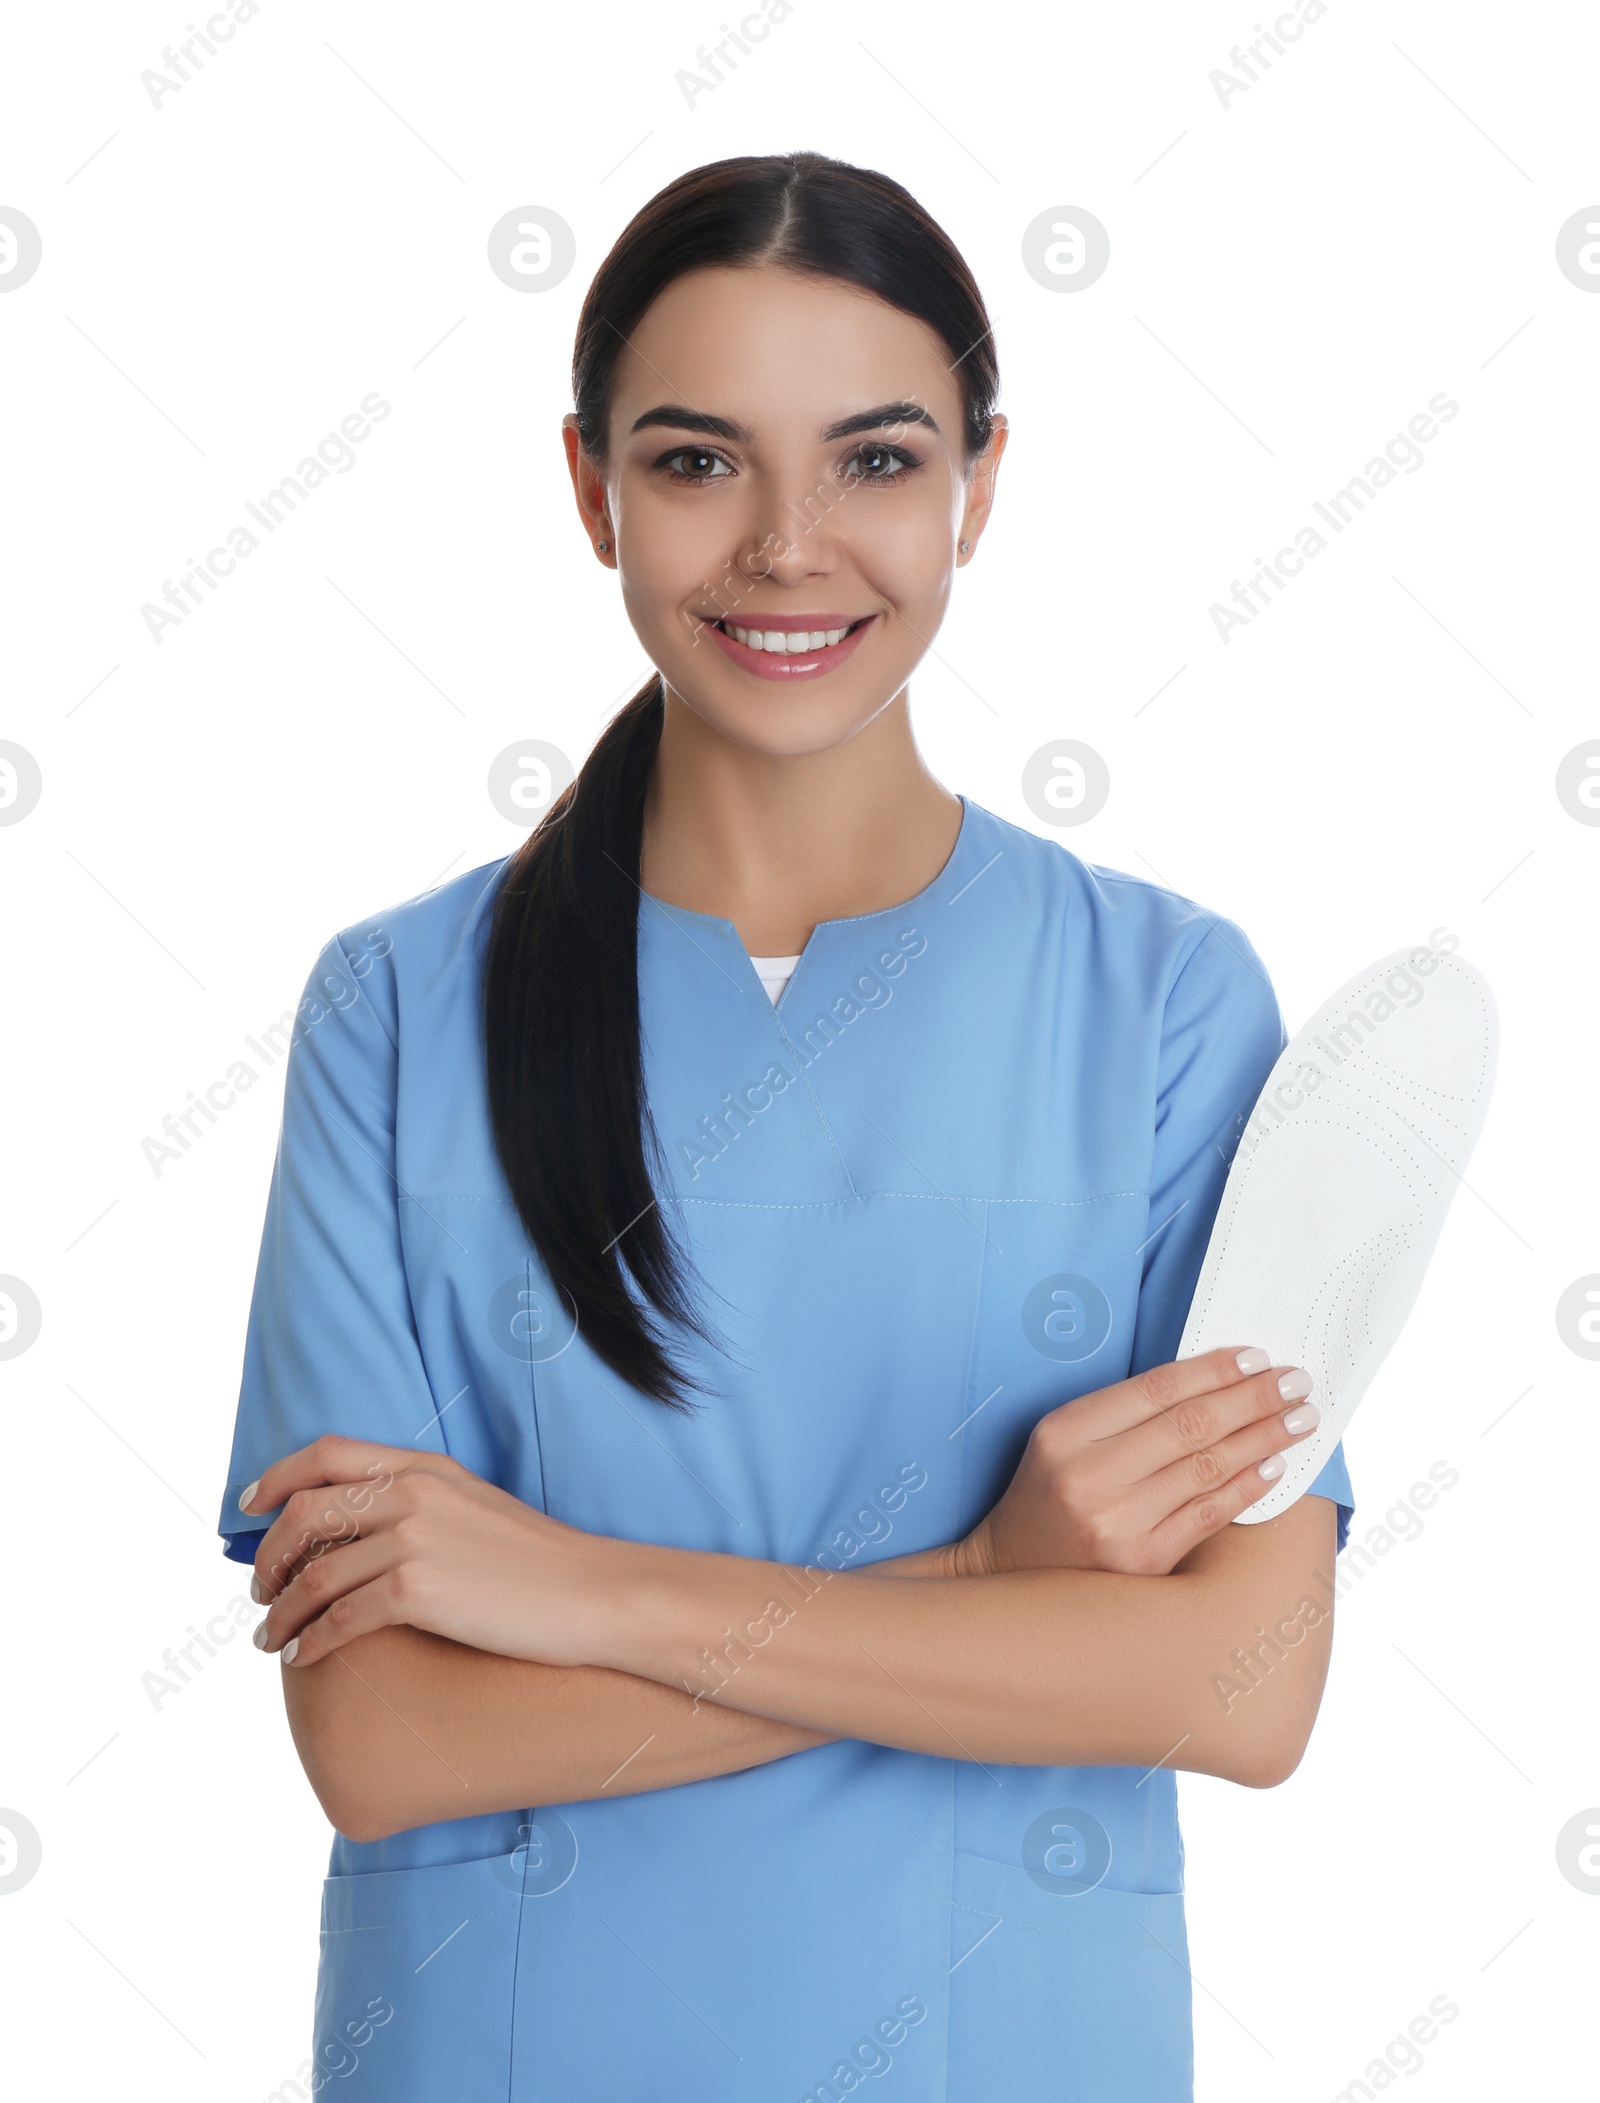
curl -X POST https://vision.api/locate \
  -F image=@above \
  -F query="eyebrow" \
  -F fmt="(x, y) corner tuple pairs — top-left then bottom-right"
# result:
(628, 400), (940, 443)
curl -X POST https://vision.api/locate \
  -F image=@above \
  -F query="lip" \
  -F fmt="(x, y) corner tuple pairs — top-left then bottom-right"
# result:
(698, 612), (877, 682)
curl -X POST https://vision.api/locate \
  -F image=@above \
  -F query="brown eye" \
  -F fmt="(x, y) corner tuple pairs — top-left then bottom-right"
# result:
(842, 443), (918, 484)
(659, 448), (732, 483)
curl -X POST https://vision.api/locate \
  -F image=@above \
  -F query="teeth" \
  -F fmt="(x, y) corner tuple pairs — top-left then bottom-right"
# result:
(726, 623), (853, 652)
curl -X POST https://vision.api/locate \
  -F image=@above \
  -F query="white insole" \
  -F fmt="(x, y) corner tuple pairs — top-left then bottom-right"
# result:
(1176, 943), (1498, 1523)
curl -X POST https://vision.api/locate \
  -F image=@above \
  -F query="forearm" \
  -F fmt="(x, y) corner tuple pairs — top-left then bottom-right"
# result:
(285, 1540), (957, 1840)
(593, 1506), (1335, 1785)
(283, 1629), (829, 1839)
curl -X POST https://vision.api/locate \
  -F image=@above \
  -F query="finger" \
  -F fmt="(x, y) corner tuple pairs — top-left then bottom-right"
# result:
(253, 1452), (504, 1602)
(1079, 1345), (1277, 1439)
(239, 1432), (442, 1521)
(274, 1571), (409, 1669)
(253, 1475), (400, 1598)
(1129, 1393), (1321, 1537)
(1121, 1361), (1316, 1480)
(254, 1534), (393, 1650)
(1146, 1452), (1294, 1567)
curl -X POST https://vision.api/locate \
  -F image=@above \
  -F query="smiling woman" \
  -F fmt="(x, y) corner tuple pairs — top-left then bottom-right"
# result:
(220, 151), (1355, 2103)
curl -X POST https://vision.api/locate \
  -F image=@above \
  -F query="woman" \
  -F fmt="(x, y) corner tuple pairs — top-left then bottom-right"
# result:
(222, 152), (1353, 2101)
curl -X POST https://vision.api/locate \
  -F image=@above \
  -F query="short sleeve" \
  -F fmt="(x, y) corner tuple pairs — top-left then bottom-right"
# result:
(217, 932), (450, 1564)
(1127, 915), (1356, 1555)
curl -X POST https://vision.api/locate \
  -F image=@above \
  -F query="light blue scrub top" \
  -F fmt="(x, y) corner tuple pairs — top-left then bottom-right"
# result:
(220, 795), (1353, 2102)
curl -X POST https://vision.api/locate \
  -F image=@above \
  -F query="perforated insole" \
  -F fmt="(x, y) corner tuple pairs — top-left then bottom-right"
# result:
(1176, 944), (1498, 1524)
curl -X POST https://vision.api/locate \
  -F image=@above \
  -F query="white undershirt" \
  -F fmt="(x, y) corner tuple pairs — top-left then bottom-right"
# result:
(749, 953), (802, 1005)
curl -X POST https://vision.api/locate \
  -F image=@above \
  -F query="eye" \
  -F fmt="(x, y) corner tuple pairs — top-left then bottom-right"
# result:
(656, 446), (734, 484)
(840, 442), (921, 486)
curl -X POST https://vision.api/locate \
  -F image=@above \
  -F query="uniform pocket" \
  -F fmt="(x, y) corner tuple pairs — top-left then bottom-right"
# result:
(314, 1850), (527, 2098)
(946, 1851), (1194, 2102)
(952, 1195), (1147, 1535)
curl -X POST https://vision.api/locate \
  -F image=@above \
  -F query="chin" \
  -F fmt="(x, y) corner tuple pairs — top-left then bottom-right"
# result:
(666, 671), (895, 760)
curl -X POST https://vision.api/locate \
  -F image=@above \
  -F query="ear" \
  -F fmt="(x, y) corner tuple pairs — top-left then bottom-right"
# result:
(562, 414), (617, 567)
(956, 413), (1009, 564)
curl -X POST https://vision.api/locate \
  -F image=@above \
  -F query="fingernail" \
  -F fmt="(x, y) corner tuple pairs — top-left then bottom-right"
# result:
(1235, 1347), (1270, 1375)
(1283, 1403), (1320, 1436)
(282, 1637), (300, 1665)
(249, 1573), (263, 1604)
(1258, 1453), (1286, 1479)
(1277, 1368), (1313, 1402)
(252, 1620), (271, 1650)
(238, 1480), (260, 1513)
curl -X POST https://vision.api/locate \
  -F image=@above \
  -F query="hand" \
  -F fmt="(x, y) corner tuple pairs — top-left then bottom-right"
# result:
(954, 1345), (1320, 1580)
(243, 1435), (613, 1669)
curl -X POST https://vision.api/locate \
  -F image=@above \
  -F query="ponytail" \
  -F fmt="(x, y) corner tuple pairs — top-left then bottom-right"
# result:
(485, 675), (717, 1407)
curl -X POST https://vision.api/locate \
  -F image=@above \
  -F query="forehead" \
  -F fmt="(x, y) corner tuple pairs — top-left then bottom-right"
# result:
(609, 265), (964, 441)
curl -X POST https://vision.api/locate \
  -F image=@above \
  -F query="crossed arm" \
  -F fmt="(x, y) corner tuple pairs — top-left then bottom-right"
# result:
(250, 1347), (1340, 1842)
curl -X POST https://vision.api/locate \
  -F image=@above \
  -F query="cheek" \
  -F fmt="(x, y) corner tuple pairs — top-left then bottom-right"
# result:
(618, 565), (679, 648)
(617, 541), (721, 664)
(614, 483), (734, 603)
(840, 488), (958, 603)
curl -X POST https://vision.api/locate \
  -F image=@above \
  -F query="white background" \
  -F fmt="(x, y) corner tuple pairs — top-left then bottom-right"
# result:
(2, 1), (1596, 2095)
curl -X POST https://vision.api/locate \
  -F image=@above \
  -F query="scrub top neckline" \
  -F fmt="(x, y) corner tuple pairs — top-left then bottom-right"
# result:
(637, 792), (976, 943)
(638, 794), (977, 1008)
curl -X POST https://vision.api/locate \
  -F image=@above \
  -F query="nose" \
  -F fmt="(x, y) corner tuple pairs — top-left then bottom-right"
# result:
(731, 465), (843, 587)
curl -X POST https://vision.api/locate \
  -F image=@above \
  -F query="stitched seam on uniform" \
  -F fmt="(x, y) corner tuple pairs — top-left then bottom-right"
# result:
(948, 1897), (1185, 1946)
(333, 946), (449, 1464)
(398, 1190), (1151, 1211)
(1090, 865), (1209, 910)
(399, 1195), (542, 1205)
(1174, 908), (1272, 995)
(769, 1021), (862, 1199)
(952, 1201), (990, 1542)
(939, 1203), (988, 2103)
(505, 1810), (532, 2102)
(322, 929), (402, 1057)
(666, 1190), (1148, 1212)
(937, 1720), (960, 2103)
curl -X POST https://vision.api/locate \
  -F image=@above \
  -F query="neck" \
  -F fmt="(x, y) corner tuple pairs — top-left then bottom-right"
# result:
(639, 687), (962, 955)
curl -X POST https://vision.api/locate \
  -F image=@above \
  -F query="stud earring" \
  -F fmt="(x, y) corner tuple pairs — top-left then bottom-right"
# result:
(596, 538), (609, 552)
(959, 539), (970, 553)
